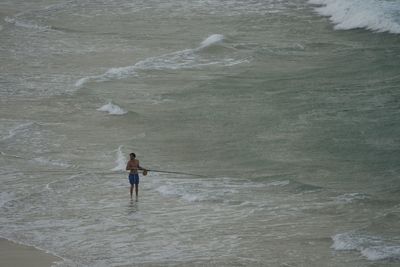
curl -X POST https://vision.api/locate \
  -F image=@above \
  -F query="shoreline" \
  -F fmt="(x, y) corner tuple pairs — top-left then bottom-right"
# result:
(0, 238), (62, 267)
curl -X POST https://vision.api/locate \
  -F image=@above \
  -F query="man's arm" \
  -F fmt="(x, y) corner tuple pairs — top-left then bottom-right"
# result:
(137, 160), (146, 171)
(137, 160), (143, 170)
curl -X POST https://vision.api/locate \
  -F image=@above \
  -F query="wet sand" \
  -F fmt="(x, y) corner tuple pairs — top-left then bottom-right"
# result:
(0, 238), (61, 267)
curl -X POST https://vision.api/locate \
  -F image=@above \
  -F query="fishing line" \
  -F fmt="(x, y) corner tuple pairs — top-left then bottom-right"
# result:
(146, 169), (206, 178)
(1, 151), (205, 177)
(1, 167), (205, 178)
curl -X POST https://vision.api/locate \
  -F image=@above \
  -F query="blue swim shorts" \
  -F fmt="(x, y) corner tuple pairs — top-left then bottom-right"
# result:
(129, 173), (139, 185)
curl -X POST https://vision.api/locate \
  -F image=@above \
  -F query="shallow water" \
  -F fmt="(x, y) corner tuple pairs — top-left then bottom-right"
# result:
(1, 0), (400, 266)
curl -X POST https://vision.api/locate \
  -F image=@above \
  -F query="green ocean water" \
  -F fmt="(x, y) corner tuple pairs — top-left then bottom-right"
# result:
(1, 0), (400, 266)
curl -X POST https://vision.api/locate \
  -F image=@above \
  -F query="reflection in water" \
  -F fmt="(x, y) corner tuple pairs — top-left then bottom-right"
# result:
(127, 198), (139, 216)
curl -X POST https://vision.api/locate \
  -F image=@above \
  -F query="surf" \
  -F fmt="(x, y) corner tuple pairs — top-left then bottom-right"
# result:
(4, 16), (51, 31)
(97, 101), (127, 115)
(309, 0), (400, 34)
(74, 34), (247, 88)
(111, 146), (127, 171)
(198, 34), (224, 50)
(332, 232), (400, 261)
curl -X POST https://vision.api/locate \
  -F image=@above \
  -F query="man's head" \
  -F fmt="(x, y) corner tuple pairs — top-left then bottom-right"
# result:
(130, 153), (136, 159)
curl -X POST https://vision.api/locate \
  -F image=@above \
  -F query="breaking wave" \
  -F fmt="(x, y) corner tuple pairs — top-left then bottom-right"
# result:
(111, 146), (127, 171)
(97, 102), (127, 115)
(332, 232), (400, 261)
(309, 0), (400, 34)
(75, 34), (247, 88)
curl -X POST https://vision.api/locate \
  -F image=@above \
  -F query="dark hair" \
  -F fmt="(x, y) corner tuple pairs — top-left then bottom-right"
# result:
(130, 153), (136, 158)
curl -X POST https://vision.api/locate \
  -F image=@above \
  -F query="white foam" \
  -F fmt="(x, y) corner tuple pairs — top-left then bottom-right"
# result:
(103, 66), (136, 79)
(267, 180), (290, 187)
(309, 0), (400, 34)
(75, 34), (246, 87)
(198, 34), (224, 49)
(4, 16), (50, 31)
(111, 146), (127, 171)
(361, 246), (400, 261)
(154, 177), (249, 203)
(155, 185), (178, 197)
(222, 58), (250, 67)
(74, 76), (92, 88)
(1, 122), (34, 141)
(334, 193), (368, 204)
(32, 157), (70, 168)
(97, 102), (127, 115)
(332, 232), (400, 261)
(155, 184), (201, 202)
(332, 232), (364, 250)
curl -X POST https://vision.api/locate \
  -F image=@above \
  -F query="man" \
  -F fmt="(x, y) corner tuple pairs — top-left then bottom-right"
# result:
(126, 153), (146, 198)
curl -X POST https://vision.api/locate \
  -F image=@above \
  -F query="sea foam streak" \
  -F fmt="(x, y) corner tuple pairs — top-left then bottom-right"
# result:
(333, 193), (368, 204)
(111, 146), (126, 171)
(5, 16), (50, 31)
(1, 122), (34, 141)
(75, 34), (245, 88)
(198, 34), (224, 49)
(309, 0), (400, 34)
(155, 177), (267, 203)
(32, 157), (71, 168)
(0, 192), (16, 208)
(332, 232), (400, 261)
(97, 102), (127, 115)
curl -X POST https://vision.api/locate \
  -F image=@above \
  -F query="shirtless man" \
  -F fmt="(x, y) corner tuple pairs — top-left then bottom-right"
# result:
(126, 153), (146, 198)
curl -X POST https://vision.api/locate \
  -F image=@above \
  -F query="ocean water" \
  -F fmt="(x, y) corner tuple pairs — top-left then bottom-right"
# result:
(1, 0), (400, 266)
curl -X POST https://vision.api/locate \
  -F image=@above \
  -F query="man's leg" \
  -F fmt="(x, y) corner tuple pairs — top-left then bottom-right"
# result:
(134, 174), (139, 196)
(130, 185), (134, 198)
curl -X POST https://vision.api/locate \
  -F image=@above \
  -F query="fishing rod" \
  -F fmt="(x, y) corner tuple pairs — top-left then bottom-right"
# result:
(85, 168), (206, 178)
(1, 168), (206, 178)
(146, 169), (206, 178)
(1, 151), (205, 177)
